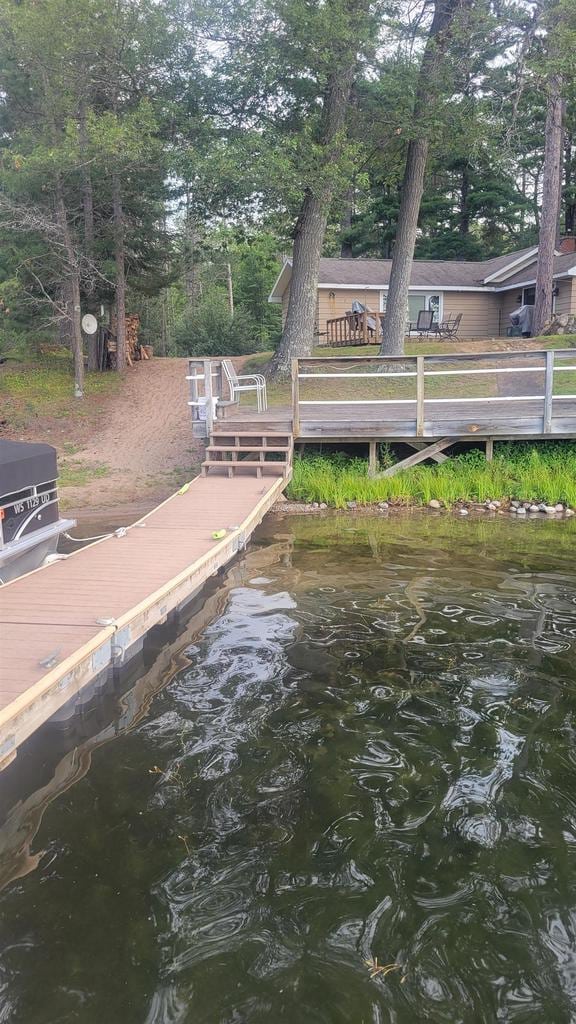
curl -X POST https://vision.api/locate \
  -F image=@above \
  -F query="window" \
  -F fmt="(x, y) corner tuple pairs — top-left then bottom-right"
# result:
(428, 295), (441, 322)
(407, 293), (442, 323)
(381, 291), (443, 322)
(522, 286), (536, 305)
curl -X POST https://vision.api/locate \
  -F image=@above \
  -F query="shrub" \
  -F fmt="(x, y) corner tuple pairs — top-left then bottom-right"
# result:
(172, 287), (262, 357)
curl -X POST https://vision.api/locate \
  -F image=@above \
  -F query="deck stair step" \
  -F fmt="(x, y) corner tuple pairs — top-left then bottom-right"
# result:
(211, 432), (291, 440)
(202, 430), (294, 478)
(201, 459), (289, 479)
(207, 445), (290, 454)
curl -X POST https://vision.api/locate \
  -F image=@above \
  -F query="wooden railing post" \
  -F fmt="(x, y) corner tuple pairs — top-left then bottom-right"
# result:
(291, 358), (300, 437)
(543, 349), (554, 433)
(188, 359), (199, 424)
(416, 355), (425, 436)
(214, 359), (224, 403)
(204, 357), (214, 436)
(363, 312), (368, 344)
(368, 440), (377, 477)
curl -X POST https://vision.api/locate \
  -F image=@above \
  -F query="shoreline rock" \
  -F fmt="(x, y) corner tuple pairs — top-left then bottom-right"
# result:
(273, 498), (576, 519)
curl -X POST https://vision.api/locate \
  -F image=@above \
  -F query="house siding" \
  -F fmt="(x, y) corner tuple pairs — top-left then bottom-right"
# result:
(279, 276), (576, 342)
(318, 287), (380, 339)
(316, 287), (501, 339)
(498, 288), (523, 333)
(441, 292), (500, 337)
(556, 277), (575, 316)
(498, 277), (575, 331)
(281, 289), (328, 336)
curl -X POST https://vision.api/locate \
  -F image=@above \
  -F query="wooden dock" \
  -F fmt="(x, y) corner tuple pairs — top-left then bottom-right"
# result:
(0, 467), (290, 770)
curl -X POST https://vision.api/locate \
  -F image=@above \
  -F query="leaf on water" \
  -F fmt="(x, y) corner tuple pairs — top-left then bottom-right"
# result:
(364, 958), (402, 980)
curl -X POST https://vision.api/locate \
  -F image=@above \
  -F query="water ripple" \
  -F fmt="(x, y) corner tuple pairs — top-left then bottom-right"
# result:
(2, 516), (576, 1022)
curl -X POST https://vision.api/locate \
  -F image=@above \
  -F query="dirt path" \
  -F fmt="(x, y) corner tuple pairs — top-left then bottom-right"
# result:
(59, 358), (202, 518)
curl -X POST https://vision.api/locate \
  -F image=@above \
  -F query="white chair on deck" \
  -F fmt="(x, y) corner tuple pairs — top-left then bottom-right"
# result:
(222, 359), (267, 412)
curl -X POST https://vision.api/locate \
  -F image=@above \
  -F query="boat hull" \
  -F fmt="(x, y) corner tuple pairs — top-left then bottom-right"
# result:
(0, 519), (75, 584)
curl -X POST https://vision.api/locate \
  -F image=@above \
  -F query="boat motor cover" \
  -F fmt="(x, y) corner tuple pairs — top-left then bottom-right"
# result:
(0, 440), (58, 497)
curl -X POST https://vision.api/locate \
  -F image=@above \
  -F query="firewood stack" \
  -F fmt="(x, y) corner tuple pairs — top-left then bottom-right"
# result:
(108, 313), (148, 366)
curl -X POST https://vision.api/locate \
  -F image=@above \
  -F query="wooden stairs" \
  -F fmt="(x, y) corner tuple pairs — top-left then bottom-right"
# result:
(201, 430), (293, 478)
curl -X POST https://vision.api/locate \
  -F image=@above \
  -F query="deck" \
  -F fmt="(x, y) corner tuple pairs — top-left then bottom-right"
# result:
(210, 349), (576, 443)
(0, 468), (288, 769)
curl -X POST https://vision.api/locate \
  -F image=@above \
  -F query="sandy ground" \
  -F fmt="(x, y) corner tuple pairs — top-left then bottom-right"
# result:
(58, 358), (202, 520)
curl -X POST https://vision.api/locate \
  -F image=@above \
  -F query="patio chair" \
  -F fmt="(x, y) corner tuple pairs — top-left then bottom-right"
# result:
(434, 313), (463, 341)
(408, 309), (434, 336)
(222, 358), (267, 412)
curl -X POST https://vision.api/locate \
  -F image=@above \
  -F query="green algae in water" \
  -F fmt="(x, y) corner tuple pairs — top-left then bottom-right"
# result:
(2, 515), (576, 1022)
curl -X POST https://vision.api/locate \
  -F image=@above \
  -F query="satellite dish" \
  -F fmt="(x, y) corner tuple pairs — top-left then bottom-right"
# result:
(82, 313), (98, 335)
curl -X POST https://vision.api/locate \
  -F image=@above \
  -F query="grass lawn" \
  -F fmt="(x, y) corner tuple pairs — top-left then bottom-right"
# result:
(243, 336), (576, 408)
(58, 459), (111, 488)
(0, 354), (119, 429)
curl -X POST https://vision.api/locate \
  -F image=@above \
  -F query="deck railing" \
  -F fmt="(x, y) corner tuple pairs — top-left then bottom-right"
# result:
(186, 358), (228, 435)
(291, 349), (576, 438)
(324, 311), (384, 346)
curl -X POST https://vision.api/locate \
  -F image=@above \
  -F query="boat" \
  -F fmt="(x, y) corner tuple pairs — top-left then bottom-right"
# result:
(0, 440), (75, 584)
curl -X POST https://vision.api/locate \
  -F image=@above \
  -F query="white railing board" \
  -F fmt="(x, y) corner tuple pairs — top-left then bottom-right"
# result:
(299, 366), (555, 381)
(422, 366), (543, 376)
(424, 395), (546, 404)
(298, 371), (417, 379)
(299, 399), (417, 405)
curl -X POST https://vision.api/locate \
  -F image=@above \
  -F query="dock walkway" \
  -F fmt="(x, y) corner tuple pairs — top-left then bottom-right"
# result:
(0, 468), (288, 769)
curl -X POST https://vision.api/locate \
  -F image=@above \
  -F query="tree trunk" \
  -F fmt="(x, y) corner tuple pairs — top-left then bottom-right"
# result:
(533, 73), (564, 337)
(226, 262), (234, 315)
(340, 184), (354, 257)
(55, 178), (84, 397)
(184, 200), (201, 310)
(381, 139), (429, 355)
(533, 168), (541, 232)
(57, 285), (72, 348)
(269, 194), (329, 377)
(78, 102), (102, 371)
(112, 171), (127, 371)
(380, 0), (467, 356)
(78, 101), (95, 251)
(41, 67), (83, 394)
(565, 132), (575, 235)
(269, 2), (364, 380)
(459, 161), (471, 235)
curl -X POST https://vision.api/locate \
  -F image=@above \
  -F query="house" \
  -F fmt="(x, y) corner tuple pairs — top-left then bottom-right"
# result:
(268, 239), (576, 340)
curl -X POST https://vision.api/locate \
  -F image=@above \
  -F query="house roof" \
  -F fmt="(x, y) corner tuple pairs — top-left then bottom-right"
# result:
(268, 246), (576, 301)
(494, 251), (576, 288)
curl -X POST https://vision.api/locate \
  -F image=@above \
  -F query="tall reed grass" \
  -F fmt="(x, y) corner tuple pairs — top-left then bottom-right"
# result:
(287, 444), (576, 508)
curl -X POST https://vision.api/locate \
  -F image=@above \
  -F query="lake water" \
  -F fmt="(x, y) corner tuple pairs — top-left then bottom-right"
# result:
(2, 513), (576, 1023)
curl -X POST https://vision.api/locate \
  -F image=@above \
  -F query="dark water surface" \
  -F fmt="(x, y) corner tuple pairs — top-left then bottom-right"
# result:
(2, 513), (576, 1023)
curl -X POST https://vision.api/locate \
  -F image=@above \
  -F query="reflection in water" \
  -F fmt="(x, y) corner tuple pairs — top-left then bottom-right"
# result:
(1, 514), (576, 1022)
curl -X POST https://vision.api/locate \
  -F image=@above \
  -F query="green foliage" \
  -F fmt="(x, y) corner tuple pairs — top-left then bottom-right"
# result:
(172, 287), (260, 357)
(0, 0), (574, 378)
(230, 234), (283, 349)
(288, 444), (576, 508)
